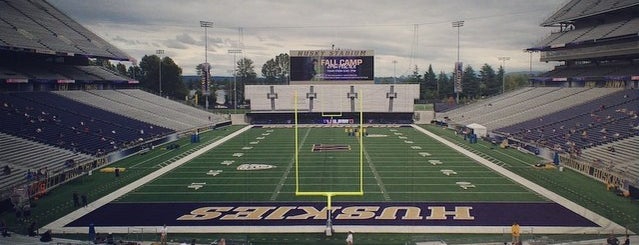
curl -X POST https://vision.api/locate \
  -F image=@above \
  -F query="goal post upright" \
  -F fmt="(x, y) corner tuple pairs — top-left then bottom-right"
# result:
(293, 89), (364, 212)
(359, 89), (364, 194)
(294, 90), (300, 194)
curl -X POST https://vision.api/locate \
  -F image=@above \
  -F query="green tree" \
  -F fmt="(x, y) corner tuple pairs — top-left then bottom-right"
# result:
(138, 54), (187, 99)
(437, 71), (452, 101)
(274, 53), (290, 84)
(127, 65), (142, 81)
(235, 57), (257, 106)
(479, 64), (498, 97)
(422, 65), (437, 101)
(261, 53), (290, 84)
(507, 73), (531, 91)
(407, 65), (421, 84)
(461, 65), (479, 100)
(115, 63), (127, 76)
(261, 59), (278, 84)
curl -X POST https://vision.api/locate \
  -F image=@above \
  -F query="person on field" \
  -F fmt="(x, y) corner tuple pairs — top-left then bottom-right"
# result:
(346, 231), (354, 245)
(511, 222), (520, 244)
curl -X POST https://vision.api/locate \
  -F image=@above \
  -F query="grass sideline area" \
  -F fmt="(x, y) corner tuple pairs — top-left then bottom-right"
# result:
(1, 125), (636, 245)
(414, 104), (434, 111)
(419, 125), (639, 232)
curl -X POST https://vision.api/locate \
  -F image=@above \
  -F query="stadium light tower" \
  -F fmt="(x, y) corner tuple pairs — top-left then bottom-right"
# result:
(156, 49), (164, 96)
(200, 21), (213, 110)
(452, 20), (464, 104)
(392, 60), (397, 84)
(228, 49), (242, 113)
(498, 56), (510, 93)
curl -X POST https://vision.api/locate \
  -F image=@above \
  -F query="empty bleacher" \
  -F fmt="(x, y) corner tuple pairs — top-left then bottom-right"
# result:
(53, 90), (192, 131)
(0, 0), (128, 59)
(579, 136), (639, 180)
(0, 132), (93, 194)
(496, 89), (638, 150)
(54, 90), (227, 131)
(533, 13), (639, 49)
(485, 88), (620, 130)
(117, 89), (228, 123)
(540, 0), (639, 26)
(1, 92), (174, 155)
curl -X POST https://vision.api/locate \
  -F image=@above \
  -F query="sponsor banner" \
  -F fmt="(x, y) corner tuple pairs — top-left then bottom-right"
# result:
(454, 62), (463, 93)
(57, 79), (75, 84)
(552, 77), (568, 82)
(201, 62), (211, 95)
(66, 202), (597, 227)
(290, 50), (374, 83)
(6, 78), (28, 83)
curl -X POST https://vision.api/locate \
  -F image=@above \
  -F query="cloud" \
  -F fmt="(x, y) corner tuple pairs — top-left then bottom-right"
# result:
(176, 33), (199, 45)
(48, 0), (567, 76)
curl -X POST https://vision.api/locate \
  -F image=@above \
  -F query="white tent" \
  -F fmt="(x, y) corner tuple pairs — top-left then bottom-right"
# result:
(466, 123), (487, 138)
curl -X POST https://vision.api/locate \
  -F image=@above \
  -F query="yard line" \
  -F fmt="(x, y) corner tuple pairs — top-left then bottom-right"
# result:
(388, 191), (535, 194)
(43, 125), (254, 232)
(128, 191), (279, 195)
(270, 127), (311, 201)
(128, 136), (222, 169)
(364, 148), (391, 201)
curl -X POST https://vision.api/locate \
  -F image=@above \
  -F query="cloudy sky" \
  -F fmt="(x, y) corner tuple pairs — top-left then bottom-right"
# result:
(48, 0), (568, 77)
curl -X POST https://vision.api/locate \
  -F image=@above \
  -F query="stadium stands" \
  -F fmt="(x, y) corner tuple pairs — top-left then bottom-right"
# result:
(0, 91), (174, 155)
(540, 0), (639, 26)
(437, 87), (622, 130)
(495, 89), (638, 150)
(0, 132), (93, 194)
(54, 90), (226, 131)
(0, 0), (129, 60)
(579, 136), (639, 180)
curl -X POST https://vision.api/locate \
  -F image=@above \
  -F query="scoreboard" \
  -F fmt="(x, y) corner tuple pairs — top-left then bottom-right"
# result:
(289, 50), (374, 84)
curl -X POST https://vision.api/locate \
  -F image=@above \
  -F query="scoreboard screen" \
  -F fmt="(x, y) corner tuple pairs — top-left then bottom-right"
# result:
(290, 50), (374, 84)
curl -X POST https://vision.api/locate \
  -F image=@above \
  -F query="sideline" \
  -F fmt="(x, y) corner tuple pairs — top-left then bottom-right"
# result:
(411, 124), (627, 234)
(42, 125), (253, 233)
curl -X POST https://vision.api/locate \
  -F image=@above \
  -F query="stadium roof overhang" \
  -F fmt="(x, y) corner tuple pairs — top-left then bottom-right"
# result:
(540, 0), (639, 26)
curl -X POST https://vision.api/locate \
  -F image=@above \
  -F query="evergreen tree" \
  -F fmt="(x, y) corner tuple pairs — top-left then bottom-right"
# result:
(461, 65), (479, 100)
(423, 65), (437, 101)
(479, 64), (498, 97)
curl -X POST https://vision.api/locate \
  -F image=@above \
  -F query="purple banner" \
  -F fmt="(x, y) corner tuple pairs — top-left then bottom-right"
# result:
(66, 202), (597, 227)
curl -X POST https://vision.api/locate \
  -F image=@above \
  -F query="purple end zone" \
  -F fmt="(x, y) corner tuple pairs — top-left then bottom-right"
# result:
(66, 202), (597, 228)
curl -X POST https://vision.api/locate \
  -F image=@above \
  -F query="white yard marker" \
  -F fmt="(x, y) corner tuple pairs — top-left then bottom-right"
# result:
(207, 170), (222, 176)
(456, 181), (475, 190)
(187, 182), (206, 190)
(428, 160), (443, 165)
(221, 160), (235, 166)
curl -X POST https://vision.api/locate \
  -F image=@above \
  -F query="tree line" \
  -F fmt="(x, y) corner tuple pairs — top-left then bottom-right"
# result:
(99, 53), (530, 108)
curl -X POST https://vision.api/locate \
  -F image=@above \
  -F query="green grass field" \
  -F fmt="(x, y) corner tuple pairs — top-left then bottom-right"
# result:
(113, 126), (544, 204)
(3, 124), (637, 245)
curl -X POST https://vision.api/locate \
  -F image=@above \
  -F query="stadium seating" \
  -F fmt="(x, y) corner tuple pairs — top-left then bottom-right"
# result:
(54, 90), (227, 131)
(0, 0), (129, 59)
(536, 63), (639, 79)
(439, 87), (631, 132)
(579, 136), (639, 181)
(0, 92), (174, 155)
(541, 0), (638, 26)
(0, 132), (93, 193)
(496, 89), (639, 150)
(117, 89), (228, 123)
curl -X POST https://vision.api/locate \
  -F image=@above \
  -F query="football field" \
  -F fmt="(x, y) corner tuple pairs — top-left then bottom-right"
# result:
(48, 125), (619, 234)
(118, 126), (542, 203)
